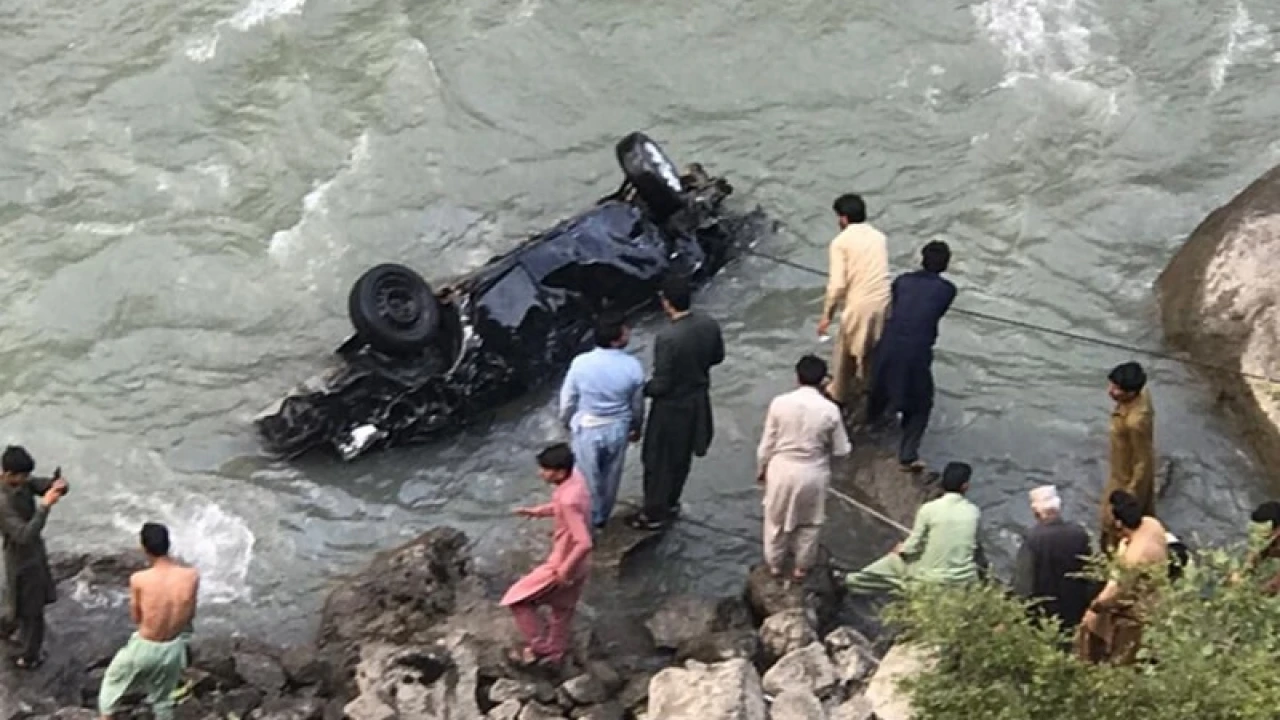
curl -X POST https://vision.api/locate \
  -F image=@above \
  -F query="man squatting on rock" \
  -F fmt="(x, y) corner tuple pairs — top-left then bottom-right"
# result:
(99, 522), (200, 720)
(0, 445), (67, 669)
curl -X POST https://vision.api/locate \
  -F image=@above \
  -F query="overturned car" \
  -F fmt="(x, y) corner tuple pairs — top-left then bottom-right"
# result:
(255, 132), (771, 461)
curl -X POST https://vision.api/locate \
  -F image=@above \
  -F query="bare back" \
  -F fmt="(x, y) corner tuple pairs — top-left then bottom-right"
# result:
(1121, 517), (1169, 569)
(130, 560), (199, 642)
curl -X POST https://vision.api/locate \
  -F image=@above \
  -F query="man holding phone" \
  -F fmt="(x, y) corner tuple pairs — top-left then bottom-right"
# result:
(0, 445), (67, 668)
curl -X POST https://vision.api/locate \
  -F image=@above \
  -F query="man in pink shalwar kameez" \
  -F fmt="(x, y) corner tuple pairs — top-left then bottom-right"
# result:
(501, 443), (593, 667)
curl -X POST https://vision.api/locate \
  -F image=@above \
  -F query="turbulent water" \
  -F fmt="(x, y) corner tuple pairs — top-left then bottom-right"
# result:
(1, 0), (1277, 641)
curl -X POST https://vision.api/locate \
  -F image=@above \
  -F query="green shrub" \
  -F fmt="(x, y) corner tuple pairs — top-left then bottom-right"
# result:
(882, 546), (1280, 720)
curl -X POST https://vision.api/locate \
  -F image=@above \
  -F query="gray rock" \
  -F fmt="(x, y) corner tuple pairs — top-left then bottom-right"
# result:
(759, 610), (817, 666)
(615, 671), (653, 711)
(249, 697), (326, 720)
(490, 678), (541, 705)
(864, 644), (934, 720)
(559, 673), (608, 706)
(648, 659), (767, 720)
(645, 595), (719, 650)
(743, 565), (840, 635)
(823, 627), (876, 687)
(517, 701), (565, 720)
(678, 628), (760, 664)
(829, 696), (874, 720)
(280, 646), (329, 690)
(342, 635), (486, 720)
(48, 710), (97, 720)
(1157, 164), (1280, 474)
(768, 690), (826, 720)
(762, 643), (838, 699)
(202, 686), (266, 720)
(584, 660), (623, 695)
(488, 700), (523, 720)
(234, 652), (288, 695)
(570, 701), (624, 720)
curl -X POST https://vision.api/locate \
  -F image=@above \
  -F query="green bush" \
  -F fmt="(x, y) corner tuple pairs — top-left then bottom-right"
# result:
(882, 547), (1280, 720)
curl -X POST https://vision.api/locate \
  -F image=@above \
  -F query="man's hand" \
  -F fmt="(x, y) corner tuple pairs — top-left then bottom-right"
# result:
(817, 317), (831, 338)
(1082, 609), (1098, 632)
(628, 429), (641, 443)
(756, 471), (767, 487)
(890, 541), (904, 554)
(514, 506), (539, 518)
(40, 479), (67, 508)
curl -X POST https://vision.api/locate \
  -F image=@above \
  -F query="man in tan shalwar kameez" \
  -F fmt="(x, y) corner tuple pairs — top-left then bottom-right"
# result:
(756, 355), (852, 581)
(817, 194), (890, 409)
(1100, 362), (1155, 553)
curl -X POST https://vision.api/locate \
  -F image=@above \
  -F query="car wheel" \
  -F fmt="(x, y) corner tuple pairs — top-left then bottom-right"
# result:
(616, 132), (686, 222)
(347, 263), (441, 355)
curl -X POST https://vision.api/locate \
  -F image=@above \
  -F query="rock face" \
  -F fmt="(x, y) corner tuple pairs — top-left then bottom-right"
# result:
(647, 659), (767, 720)
(1157, 166), (1280, 476)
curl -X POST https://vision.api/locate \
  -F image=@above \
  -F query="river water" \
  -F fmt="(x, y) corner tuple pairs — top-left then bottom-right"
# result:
(1, 0), (1277, 642)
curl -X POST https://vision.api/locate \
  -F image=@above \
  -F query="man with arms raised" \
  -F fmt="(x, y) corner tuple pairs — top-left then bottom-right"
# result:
(99, 523), (199, 720)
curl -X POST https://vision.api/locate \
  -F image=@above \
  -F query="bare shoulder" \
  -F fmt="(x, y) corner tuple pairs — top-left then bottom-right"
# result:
(130, 567), (154, 587)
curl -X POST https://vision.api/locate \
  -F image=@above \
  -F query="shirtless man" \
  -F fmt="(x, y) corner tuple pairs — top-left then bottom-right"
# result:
(1076, 491), (1167, 665)
(99, 523), (199, 720)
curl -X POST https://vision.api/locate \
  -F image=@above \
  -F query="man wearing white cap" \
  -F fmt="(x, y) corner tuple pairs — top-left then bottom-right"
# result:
(1012, 485), (1094, 635)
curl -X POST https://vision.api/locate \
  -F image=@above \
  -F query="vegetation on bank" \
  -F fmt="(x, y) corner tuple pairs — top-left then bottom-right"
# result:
(883, 545), (1280, 720)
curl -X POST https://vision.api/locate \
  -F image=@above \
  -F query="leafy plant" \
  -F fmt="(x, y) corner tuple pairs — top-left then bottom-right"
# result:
(882, 545), (1280, 720)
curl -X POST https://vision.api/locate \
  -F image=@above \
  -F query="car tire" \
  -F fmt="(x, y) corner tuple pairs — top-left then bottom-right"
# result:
(347, 263), (441, 355)
(616, 132), (686, 222)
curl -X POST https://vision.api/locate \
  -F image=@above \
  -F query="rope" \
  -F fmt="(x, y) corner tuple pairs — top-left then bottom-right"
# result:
(741, 248), (1280, 386)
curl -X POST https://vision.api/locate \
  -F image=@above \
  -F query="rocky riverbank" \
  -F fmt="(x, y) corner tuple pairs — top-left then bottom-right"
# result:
(0, 525), (925, 720)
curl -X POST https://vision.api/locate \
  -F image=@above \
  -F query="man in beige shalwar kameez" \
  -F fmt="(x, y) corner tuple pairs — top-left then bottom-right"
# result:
(757, 355), (852, 580)
(817, 194), (891, 408)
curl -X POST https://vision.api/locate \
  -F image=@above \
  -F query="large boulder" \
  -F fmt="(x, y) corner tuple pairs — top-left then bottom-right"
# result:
(758, 610), (817, 667)
(647, 659), (766, 720)
(341, 633), (486, 720)
(760, 643), (838, 700)
(863, 644), (933, 720)
(1157, 166), (1280, 476)
(768, 690), (826, 720)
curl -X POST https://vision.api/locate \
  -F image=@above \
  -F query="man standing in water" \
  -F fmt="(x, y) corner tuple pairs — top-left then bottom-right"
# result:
(757, 354), (852, 581)
(817, 193), (890, 413)
(99, 523), (199, 720)
(559, 313), (646, 529)
(0, 445), (66, 669)
(866, 241), (956, 472)
(502, 444), (592, 668)
(628, 276), (724, 531)
(1100, 362), (1155, 552)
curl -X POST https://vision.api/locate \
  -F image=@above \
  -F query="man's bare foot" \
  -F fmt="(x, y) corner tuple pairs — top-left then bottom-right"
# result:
(899, 460), (926, 473)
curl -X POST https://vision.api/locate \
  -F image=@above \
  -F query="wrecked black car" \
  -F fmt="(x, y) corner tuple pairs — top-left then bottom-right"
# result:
(255, 132), (770, 461)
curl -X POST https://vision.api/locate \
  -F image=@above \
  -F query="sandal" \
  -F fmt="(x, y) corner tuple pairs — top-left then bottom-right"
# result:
(625, 513), (665, 531)
(507, 646), (539, 668)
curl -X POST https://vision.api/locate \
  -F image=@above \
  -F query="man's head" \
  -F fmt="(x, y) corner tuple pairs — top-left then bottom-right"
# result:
(1251, 501), (1280, 531)
(795, 354), (827, 388)
(594, 313), (630, 350)
(921, 241), (951, 274)
(140, 522), (171, 558)
(658, 276), (692, 317)
(1, 446), (34, 486)
(1109, 491), (1143, 538)
(832, 194), (867, 229)
(1107, 362), (1147, 403)
(1028, 485), (1061, 521)
(536, 442), (575, 485)
(940, 462), (972, 493)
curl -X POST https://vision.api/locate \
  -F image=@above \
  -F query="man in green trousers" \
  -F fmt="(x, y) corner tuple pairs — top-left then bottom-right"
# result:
(842, 462), (983, 595)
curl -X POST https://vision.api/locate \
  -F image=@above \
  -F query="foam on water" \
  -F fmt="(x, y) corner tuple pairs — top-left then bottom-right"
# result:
(973, 0), (1097, 83)
(1209, 1), (1271, 92)
(185, 0), (308, 63)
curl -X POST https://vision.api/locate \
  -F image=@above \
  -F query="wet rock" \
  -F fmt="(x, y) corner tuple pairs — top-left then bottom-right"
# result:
(250, 697), (326, 720)
(583, 661), (623, 696)
(648, 659), (766, 720)
(490, 678), (541, 705)
(569, 701), (624, 720)
(759, 610), (817, 666)
(280, 646), (329, 690)
(203, 686), (266, 720)
(188, 636), (241, 688)
(823, 627), (875, 687)
(768, 689), (826, 720)
(676, 628), (759, 664)
(645, 595), (719, 650)
(761, 643), (838, 699)
(1157, 164), (1280, 474)
(829, 696), (874, 720)
(235, 652), (288, 695)
(558, 673), (607, 706)
(615, 671), (652, 712)
(864, 644), (934, 720)
(517, 701), (564, 720)
(488, 700), (523, 720)
(743, 566), (840, 634)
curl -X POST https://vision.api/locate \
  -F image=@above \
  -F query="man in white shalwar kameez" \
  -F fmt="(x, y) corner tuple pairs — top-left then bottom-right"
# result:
(816, 193), (891, 409)
(756, 355), (852, 580)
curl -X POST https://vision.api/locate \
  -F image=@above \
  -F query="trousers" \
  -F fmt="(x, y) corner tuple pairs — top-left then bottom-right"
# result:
(99, 633), (190, 719)
(571, 420), (631, 527)
(641, 397), (704, 521)
(509, 581), (585, 662)
(763, 520), (822, 573)
(844, 553), (909, 596)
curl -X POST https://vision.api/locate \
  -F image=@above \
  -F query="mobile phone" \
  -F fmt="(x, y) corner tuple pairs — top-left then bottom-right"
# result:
(53, 467), (61, 480)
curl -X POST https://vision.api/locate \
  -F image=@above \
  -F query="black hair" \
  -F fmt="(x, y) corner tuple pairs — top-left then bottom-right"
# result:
(832, 194), (867, 223)
(795, 354), (827, 387)
(1110, 494), (1143, 530)
(594, 313), (627, 348)
(1, 446), (34, 475)
(921, 241), (951, 273)
(536, 442), (574, 473)
(1108, 362), (1147, 394)
(660, 275), (692, 313)
(1251, 501), (1280, 530)
(141, 522), (171, 557)
(940, 462), (972, 492)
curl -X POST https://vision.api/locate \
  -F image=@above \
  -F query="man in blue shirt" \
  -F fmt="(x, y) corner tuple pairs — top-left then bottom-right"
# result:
(867, 241), (957, 472)
(559, 314), (646, 529)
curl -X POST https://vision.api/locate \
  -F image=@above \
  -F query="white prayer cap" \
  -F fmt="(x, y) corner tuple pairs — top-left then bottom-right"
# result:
(1029, 485), (1061, 512)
